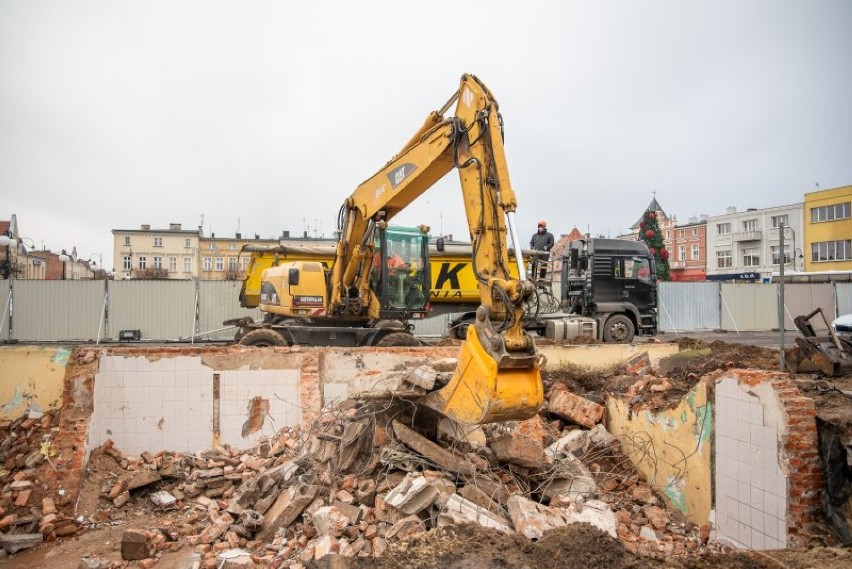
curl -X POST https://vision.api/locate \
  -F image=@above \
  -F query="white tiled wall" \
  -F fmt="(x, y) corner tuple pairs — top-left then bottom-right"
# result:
(90, 356), (302, 456)
(219, 369), (301, 449)
(714, 377), (787, 549)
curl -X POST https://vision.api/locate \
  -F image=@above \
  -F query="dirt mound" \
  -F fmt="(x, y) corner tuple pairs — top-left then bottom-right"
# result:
(660, 339), (779, 381)
(335, 523), (650, 569)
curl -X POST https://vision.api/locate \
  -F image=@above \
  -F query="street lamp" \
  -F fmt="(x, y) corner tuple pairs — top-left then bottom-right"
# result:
(58, 249), (70, 280)
(0, 232), (18, 279)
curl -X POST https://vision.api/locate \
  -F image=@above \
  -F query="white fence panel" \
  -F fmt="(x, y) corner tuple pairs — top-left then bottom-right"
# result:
(197, 281), (262, 340)
(721, 284), (779, 331)
(12, 281), (106, 341)
(658, 282), (720, 332)
(108, 281), (196, 340)
(412, 313), (453, 337)
(0, 281), (10, 340)
(779, 284), (835, 331)
(837, 283), (852, 318)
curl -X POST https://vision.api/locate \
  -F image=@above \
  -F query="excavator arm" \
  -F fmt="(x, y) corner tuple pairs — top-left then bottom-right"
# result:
(330, 74), (543, 424)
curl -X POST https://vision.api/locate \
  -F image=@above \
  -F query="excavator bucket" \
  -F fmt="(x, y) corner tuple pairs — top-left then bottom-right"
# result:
(422, 325), (543, 425)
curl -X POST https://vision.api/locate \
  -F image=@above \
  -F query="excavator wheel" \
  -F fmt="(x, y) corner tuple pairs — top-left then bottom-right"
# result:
(375, 331), (421, 347)
(239, 328), (289, 347)
(603, 314), (635, 344)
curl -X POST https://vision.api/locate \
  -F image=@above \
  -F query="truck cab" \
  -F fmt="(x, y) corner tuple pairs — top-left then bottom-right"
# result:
(563, 238), (658, 342)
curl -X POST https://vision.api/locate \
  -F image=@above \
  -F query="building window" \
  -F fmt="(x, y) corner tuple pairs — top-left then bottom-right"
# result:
(153, 256), (163, 269)
(679, 246), (686, 261)
(229, 243), (237, 251)
(717, 250), (732, 269)
(169, 257), (177, 272)
(811, 202), (851, 223)
(742, 247), (759, 267)
(742, 219), (758, 231)
(717, 223), (731, 235)
(215, 257), (224, 271)
(210, 242), (216, 250)
(692, 245), (699, 260)
(184, 257), (192, 272)
(692, 227), (698, 236)
(665, 230), (671, 239)
(154, 237), (163, 247)
(185, 238), (191, 248)
(228, 257), (238, 271)
(124, 236), (131, 246)
(138, 256), (147, 270)
(241, 257), (250, 270)
(770, 245), (792, 264)
(771, 214), (789, 228)
(811, 240), (852, 262)
(123, 256), (131, 270)
(203, 257), (212, 271)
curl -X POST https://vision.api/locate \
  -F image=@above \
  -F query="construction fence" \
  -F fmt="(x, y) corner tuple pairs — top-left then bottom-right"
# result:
(0, 280), (850, 342)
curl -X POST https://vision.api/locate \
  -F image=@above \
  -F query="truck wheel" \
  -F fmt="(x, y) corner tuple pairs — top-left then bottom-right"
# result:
(239, 328), (288, 347)
(603, 314), (635, 343)
(375, 332), (420, 347)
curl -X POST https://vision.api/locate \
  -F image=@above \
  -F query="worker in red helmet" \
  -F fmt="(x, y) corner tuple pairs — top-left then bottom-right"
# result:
(530, 220), (554, 280)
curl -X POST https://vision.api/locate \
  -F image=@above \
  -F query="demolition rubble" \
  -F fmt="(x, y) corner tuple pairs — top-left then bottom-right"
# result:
(1, 356), (714, 567)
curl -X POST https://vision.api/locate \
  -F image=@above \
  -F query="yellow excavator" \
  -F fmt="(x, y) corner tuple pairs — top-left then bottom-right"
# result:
(236, 74), (543, 424)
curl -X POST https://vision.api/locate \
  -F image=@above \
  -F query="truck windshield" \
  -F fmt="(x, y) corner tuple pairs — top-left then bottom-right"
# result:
(625, 257), (652, 283)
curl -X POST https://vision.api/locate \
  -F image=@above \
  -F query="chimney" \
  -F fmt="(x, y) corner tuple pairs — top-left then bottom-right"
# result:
(688, 216), (698, 224)
(170, 223), (182, 230)
(700, 214), (709, 221)
(235, 232), (242, 239)
(254, 234), (259, 240)
(282, 230), (290, 238)
(141, 224), (151, 230)
(726, 206), (737, 214)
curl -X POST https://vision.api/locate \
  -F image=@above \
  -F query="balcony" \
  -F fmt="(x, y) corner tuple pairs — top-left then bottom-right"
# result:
(669, 260), (686, 269)
(732, 230), (763, 242)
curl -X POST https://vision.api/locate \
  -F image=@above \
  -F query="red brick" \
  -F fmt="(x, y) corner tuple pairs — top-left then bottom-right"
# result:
(548, 390), (604, 428)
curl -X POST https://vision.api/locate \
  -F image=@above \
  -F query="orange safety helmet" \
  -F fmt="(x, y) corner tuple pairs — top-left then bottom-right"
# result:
(538, 220), (547, 227)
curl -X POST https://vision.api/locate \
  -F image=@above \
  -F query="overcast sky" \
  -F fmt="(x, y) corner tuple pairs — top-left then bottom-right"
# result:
(1, 1), (850, 271)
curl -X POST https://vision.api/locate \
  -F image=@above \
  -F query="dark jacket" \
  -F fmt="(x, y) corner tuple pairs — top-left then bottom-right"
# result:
(530, 230), (554, 252)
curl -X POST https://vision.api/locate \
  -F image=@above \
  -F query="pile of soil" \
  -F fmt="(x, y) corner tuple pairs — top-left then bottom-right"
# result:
(659, 339), (780, 381)
(334, 523), (651, 569)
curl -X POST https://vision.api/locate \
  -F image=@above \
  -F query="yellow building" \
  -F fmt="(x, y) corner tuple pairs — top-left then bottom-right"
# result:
(803, 185), (852, 272)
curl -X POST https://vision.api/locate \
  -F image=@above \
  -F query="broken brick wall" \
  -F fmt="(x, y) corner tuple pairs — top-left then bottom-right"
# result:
(605, 379), (713, 526)
(0, 345), (70, 420)
(714, 370), (823, 549)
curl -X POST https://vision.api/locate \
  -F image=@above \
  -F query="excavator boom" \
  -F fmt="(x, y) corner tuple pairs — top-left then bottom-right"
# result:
(332, 74), (543, 424)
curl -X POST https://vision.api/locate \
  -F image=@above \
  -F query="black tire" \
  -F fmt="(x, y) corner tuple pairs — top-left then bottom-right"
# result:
(239, 328), (288, 347)
(451, 314), (475, 340)
(375, 331), (420, 347)
(603, 314), (635, 344)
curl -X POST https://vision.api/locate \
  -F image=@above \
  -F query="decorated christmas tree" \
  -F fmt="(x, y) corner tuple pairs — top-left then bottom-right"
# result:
(638, 209), (670, 281)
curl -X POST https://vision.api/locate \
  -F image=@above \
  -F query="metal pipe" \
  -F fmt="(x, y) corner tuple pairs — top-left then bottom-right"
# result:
(505, 211), (527, 281)
(779, 223), (785, 371)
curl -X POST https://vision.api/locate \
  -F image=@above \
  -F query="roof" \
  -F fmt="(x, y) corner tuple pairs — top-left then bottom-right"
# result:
(631, 197), (669, 229)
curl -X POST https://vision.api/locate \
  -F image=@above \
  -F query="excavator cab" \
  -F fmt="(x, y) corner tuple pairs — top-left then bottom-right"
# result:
(371, 226), (430, 319)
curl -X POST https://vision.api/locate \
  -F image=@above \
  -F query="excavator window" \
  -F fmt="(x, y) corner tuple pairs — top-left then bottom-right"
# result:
(373, 227), (430, 317)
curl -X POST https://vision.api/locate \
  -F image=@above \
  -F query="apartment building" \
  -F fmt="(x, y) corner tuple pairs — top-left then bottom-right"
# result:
(802, 185), (852, 272)
(112, 223), (201, 280)
(705, 204), (804, 281)
(669, 217), (707, 281)
(198, 232), (280, 280)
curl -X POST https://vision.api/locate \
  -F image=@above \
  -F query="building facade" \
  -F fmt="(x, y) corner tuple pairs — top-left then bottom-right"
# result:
(802, 185), (852, 272)
(705, 204), (804, 281)
(112, 223), (202, 280)
(198, 232), (281, 280)
(669, 217), (707, 281)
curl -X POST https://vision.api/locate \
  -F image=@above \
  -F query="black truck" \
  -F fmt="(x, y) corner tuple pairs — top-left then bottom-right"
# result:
(519, 238), (658, 343)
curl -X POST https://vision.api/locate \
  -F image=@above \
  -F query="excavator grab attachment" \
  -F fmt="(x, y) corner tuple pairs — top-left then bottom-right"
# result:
(423, 306), (544, 424)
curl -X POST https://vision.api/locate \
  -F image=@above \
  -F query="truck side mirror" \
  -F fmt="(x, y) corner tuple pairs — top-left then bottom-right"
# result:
(436, 237), (445, 252)
(288, 268), (300, 286)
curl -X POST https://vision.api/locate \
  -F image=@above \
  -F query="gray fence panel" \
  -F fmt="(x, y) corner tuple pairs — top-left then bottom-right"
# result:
(721, 284), (779, 331)
(837, 283), (852, 318)
(108, 281), (196, 340)
(780, 284), (835, 331)
(197, 281), (262, 340)
(658, 282), (720, 332)
(12, 281), (106, 341)
(0, 281), (9, 340)
(412, 314), (453, 337)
